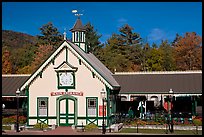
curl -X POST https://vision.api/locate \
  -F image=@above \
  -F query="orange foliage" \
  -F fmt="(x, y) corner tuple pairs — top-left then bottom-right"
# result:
(173, 32), (202, 70)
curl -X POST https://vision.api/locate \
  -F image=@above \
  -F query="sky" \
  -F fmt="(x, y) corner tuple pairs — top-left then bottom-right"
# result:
(2, 2), (202, 45)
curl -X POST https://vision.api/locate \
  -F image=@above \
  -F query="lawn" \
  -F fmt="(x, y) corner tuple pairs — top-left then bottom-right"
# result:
(119, 128), (202, 135)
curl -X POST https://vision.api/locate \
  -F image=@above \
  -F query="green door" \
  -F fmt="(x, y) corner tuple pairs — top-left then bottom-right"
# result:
(58, 96), (76, 126)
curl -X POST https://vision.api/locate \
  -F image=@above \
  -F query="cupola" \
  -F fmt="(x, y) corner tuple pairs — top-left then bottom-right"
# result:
(70, 17), (87, 52)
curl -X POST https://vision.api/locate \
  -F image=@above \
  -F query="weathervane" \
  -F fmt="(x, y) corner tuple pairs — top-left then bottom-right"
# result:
(72, 9), (84, 18)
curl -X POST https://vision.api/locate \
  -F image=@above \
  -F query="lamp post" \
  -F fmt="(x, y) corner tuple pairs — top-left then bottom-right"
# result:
(16, 89), (20, 132)
(169, 89), (174, 133)
(2, 104), (5, 133)
(100, 89), (106, 134)
(2, 104), (5, 115)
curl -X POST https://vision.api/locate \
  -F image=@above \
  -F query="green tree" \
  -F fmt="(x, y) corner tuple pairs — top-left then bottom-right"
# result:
(159, 40), (176, 71)
(37, 22), (63, 49)
(12, 44), (38, 74)
(102, 34), (132, 72)
(118, 24), (143, 71)
(141, 43), (151, 71)
(85, 22), (103, 57)
(118, 24), (142, 46)
(146, 46), (163, 71)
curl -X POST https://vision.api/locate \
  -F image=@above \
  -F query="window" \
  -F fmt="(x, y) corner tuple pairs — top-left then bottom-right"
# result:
(38, 97), (48, 117)
(87, 98), (97, 116)
(76, 32), (79, 42)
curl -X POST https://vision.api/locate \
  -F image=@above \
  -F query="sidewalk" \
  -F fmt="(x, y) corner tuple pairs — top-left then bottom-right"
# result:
(2, 125), (202, 135)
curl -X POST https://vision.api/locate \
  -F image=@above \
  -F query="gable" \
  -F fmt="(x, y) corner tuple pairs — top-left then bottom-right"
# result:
(20, 40), (120, 91)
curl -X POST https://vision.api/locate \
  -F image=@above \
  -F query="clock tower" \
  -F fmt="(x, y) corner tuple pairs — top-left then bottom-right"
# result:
(70, 17), (87, 53)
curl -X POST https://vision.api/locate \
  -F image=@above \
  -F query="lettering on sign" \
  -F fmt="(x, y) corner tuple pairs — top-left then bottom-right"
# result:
(50, 91), (83, 96)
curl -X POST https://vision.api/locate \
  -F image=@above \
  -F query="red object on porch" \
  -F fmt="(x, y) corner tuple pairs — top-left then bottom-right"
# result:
(164, 102), (173, 111)
(99, 105), (106, 116)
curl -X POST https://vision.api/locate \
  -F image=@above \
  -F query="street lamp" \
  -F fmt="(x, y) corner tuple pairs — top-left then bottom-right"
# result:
(2, 104), (5, 133)
(16, 89), (20, 132)
(2, 104), (5, 114)
(100, 89), (106, 134)
(169, 89), (174, 133)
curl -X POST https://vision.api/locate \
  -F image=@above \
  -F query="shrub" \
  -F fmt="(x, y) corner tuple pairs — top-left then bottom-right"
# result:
(193, 119), (202, 126)
(84, 123), (98, 131)
(34, 123), (49, 130)
(2, 115), (27, 125)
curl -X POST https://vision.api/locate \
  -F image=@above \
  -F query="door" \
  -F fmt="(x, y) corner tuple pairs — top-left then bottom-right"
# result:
(57, 95), (77, 126)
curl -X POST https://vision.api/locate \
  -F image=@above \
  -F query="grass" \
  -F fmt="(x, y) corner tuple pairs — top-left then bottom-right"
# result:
(119, 128), (202, 135)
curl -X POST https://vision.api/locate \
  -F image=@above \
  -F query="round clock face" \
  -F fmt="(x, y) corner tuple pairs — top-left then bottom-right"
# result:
(59, 72), (74, 86)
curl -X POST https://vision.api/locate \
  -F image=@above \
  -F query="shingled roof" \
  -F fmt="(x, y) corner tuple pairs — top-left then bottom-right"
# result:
(19, 40), (120, 91)
(113, 71), (202, 94)
(2, 74), (30, 96)
(67, 40), (120, 90)
(70, 17), (86, 32)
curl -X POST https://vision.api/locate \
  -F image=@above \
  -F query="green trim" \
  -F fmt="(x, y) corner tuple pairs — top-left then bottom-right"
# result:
(56, 95), (78, 126)
(106, 86), (110, 126)
(39, 71), (42, 78)
(79, 59), (82, 65)
(26, 85), (29, 126)
(52, 58), (55, 65)
(57, 71), (76, 89)
(29, 116), (106, 120)
(86, 97), (98, 126)
(66, 46), (68, 62)
(92, 72), (95, 78)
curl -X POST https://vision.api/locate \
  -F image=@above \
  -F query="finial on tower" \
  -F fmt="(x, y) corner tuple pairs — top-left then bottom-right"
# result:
(63, 28), (67, 40)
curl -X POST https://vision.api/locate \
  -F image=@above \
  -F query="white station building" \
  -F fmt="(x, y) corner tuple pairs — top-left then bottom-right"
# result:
(2, 17), (202, 129)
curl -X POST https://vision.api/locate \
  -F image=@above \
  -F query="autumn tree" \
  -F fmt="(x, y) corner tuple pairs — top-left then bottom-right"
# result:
(2, 48), (12, 74)
(29, 44), (53, 73)
(172, 32), (202, 70)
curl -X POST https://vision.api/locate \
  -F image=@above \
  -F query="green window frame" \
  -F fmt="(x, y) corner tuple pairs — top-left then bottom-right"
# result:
(86, 97), (97, 116)
(37, 97), (48, 117)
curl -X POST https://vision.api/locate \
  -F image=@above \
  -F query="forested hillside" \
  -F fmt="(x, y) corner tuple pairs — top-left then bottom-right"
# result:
(2, 30), (37, 49)
(2, 22), (202, 74)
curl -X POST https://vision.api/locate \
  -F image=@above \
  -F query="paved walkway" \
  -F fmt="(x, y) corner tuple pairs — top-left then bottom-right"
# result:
(2, 125), (202, 135)
(3, 126), (80, 135)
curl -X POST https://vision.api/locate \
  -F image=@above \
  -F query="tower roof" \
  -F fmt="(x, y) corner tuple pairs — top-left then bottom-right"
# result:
(70, 17), (86, 32)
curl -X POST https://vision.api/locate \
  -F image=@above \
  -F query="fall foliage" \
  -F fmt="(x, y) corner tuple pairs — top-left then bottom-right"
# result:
(2, 23), (202, 74)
